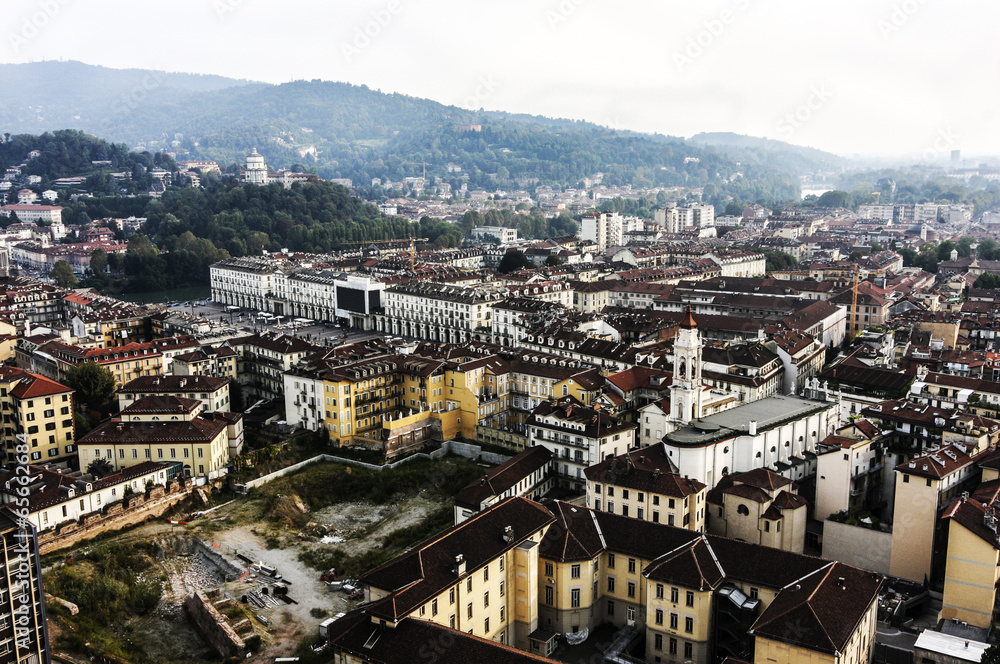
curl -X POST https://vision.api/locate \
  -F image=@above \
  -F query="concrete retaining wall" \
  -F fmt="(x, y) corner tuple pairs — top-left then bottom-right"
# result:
(184, 590), (245, 659)
(822, 519), (892, 575)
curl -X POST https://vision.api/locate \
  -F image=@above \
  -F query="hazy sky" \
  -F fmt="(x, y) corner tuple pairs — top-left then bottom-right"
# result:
(4, 0), (998, 159)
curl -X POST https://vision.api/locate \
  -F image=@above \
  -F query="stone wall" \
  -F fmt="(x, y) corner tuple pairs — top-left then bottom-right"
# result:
(184, 589), (245, 659)
(821, 519), (892, 575)
(38, 478), (193, 555)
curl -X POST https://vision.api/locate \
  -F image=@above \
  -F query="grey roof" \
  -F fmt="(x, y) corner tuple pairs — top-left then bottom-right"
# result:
(665, 395), (835, 447)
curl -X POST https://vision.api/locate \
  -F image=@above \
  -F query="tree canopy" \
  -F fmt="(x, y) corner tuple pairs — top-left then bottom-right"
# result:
(50, 260), (77, 288)
(65, 362), (117, 413)
(497, 250), (533, 274)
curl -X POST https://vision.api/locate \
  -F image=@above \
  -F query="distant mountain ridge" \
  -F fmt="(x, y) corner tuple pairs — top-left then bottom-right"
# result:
(0, 61), (839, 201)
(688, 132), (847, 172)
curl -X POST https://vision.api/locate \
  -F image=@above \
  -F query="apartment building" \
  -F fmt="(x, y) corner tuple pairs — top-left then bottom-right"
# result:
(170, 345), (238, 380)
(580, 212), (623, 252)
(769, 329), (826, 396)
(0, 460), (170, 532)
(34, 341), (163, 387)
(585, 442), (707, 531)
(361, 497), (882, 664)
(70, 308), (146, 348)
(0, 367), (76, 464)
(454, 446), (554, 524)
(148, 335), (202, 373)
(815, 419), (891, 521)
(209, 256), (284, 311)
(117, 375), (232, 413)
(323, 610), (561, 664)
(529, 397), (636, 492)
(77, 403), (232, 479)
(229, 331), (318, 402)
(361, 498), (557, 649)
(375, 281), (504, 344)
(889, 444), (985, 584)
(470, 226), (518, 244)
(940, 481), (1000, 628)
(0, 509), (50, 663)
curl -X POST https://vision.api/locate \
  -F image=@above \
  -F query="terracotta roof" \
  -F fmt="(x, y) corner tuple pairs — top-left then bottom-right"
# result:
(324, 609), (562, 664)
(78, 415), (227, 445)
(0, 366), (71, 399)
(644, 536), (725, 590)
(455, 447), (553, 510)
(121, 395), (201, 415)
(120, 375), (230, 393)
(750, 562), (883, 655)
(360, 497), (555, 621)
(894, 444), (979, 480)
(584, 443), (700, 498)
(730, 468), (793, 492)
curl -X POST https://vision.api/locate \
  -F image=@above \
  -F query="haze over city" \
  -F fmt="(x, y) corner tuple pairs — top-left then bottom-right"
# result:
(4, 0), (999, 158)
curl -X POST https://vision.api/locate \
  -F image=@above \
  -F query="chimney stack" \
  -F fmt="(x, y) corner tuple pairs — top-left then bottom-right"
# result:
(455, 554), (466, 576)
(749, 420), (758, 436)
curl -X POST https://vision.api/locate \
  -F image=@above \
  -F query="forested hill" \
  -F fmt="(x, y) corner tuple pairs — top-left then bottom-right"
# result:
(688, 132), (847, 174)
(0, 61), (819, 201)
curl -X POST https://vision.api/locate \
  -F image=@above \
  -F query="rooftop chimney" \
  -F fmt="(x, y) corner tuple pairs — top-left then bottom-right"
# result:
(455, 554), (466, 577)
(749, 420), (758, 436)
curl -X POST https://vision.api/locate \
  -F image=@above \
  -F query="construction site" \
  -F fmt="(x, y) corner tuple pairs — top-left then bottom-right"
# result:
(43, 454), (487, 663)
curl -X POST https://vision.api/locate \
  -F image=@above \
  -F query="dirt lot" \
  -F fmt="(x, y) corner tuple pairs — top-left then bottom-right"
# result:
(46, 455), (485, 663)
(174, 492), (445, 659)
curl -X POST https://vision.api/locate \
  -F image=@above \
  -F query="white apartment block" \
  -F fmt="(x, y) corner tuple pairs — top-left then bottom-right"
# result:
(470, 226), (518, 244)
(210, 256), (283, 311)
(374, 281), (504, 344)
(1, 205), (63, 224)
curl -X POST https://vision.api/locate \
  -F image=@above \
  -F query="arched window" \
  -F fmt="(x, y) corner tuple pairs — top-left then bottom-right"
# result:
(737, 504), (750, 516)
(679, 360), (686, 378)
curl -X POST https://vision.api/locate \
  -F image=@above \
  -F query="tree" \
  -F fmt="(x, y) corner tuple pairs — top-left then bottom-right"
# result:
(982, 642), (1000, 664)
(545, 254), (563, 267)
(65, 362), (116, 412)
(87, 457), (114, 479)
(50, 260), (77, 288)
(816, 190), (852, 209)
(497, 250), (532, 274)
(90, 248), (108, 275)
(974, 273), (1000, 289)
